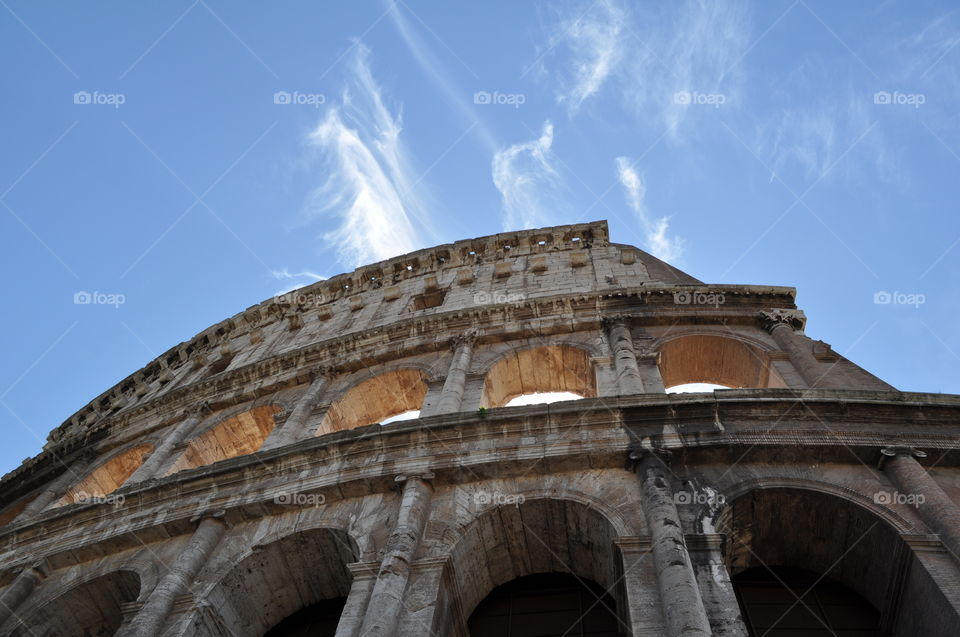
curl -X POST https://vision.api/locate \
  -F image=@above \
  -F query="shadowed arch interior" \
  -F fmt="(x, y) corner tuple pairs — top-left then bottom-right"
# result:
(440, 498), (624, 635)
(658, 334), (786, 389)
(481, 345), (597, 408)
(10, 570), (140, 637)
(57, 444), (153, 506)
(165, 405), (281, 475)
(317, 368), (428, 435)
(200, 528), (358, 637)
(720, 487), (960, 636)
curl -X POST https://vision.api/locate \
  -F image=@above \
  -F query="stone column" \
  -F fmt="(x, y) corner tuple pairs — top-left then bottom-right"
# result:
(0, 564), (46, 626)
(126, 405), (206, 483)
(632, 452), (712, 637)
(759, 309), (821, 388)
(334, 562), (380, 637)
(119, 512), (227, 637)
(359, 473), (434, 637)
(686, 534), (748, 636)
(882, 447), (960, 562)
(432, 333), (477, 416)
(603, 317), (646, 395)
(262, 368), (332, 450)
(13, 454), (93, 522)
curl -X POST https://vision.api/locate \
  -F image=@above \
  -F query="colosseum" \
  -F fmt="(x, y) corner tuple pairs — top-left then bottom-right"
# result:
(1, 220), (959, 636)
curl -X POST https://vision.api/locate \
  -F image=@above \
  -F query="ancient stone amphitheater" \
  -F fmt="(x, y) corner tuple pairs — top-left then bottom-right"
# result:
(1, 220), (959, 637)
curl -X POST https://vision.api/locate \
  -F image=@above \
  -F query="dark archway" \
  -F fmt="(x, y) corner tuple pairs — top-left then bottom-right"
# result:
(10, 570), (141, 637)
(468, 572), (623, 637)
(263, 597), (348, 637)
(732, 566), (881, 636)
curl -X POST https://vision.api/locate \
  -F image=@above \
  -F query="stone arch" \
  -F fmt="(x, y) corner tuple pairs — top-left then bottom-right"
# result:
(480, 343), (598, 408)
(165, 405), (282, 475)
(317, 368), (429, 435)
(191, 527), (359, 637)
(7, 569), (141, 637)
(656, 332), (786, 389)
(435, 497), (625, 635)
(55, 443), (153, 507)
(716, 485), (955, 633)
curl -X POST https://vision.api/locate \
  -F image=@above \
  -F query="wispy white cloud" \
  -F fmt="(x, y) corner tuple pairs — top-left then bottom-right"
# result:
(304, 44), (424, 268)
(271, 268), (327, 295)
(492, 121), (562, 229)
(615, 157), (682, 262)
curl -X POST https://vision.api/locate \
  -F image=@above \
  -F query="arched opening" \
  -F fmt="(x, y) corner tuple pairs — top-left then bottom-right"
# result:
(468, 572), (622, 637)
(733, 566), (881, 636)
(56, 444), (153, 506)
(504, 391), (585, 407)
(666, 382), (731, 393)
(10, 570), (140, 637)
(200, 528), (357, 637)
(721, 487), (960, 636)
(658, 334), (786, 390)
(0, 494), (35, 526)
(482, 345), (597, 408)
(440, 498), (628, 636)
(317, 369), (428, 435)
(165, 405), (281, 475)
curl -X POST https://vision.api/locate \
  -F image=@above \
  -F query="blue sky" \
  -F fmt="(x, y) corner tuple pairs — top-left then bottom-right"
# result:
(1, 1), (959, 476)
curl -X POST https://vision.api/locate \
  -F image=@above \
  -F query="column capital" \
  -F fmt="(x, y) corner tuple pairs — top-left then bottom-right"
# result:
(184, 400), (211, 418)
(395, 472), (435, 485)
(189, 509), (227, 527)
(312, 365), (341, 380)
(601, 313), (634, 331)
(879, 446), (927, 468)
(628, 449), (672, 472)
(759, 309), (806, 333)
(449, 328), (480, 351)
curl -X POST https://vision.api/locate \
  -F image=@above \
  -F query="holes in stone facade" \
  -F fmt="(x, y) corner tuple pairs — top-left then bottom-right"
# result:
(410, 289), (447, 311)
(481, 346), (597, 408)
(317, 369), (428, 435)
(56, 444), (153, 507)
(658, 334), (786, 390)
(164, 405), (281, 475)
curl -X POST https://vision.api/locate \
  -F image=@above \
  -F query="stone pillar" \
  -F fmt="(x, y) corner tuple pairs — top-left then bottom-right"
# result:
(13, 454), (93, 522)
(616, 537), (667, 635)
(686, 534), (748, 636)
(0, 564), (46, 626)
(119, 512), (226, 637)
(396, 557), (464, 637)
(632, 452), (712, 637)
(603, 317), (646, 394)
(759, 309), (822, 388)
(126, 406), (206, 483)
(262, 368), (332, 450)
(431, 333), (477, 416)
(334, 562), (380, 637)
(359, 473), (434, 637)
(882, 447), (960, 562)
